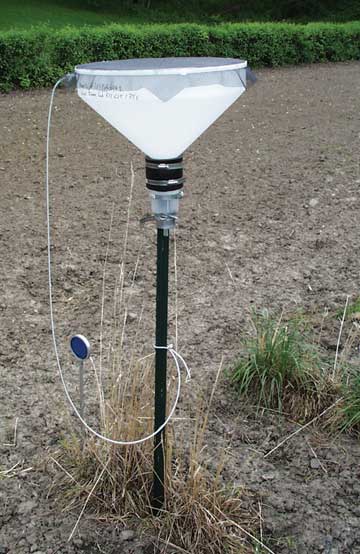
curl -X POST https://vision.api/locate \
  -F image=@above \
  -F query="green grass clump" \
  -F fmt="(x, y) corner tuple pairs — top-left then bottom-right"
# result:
(231, 310), (329, 416)
(334, 296), (360, 319)
(333, 372), (360, 433)
(345, 297), (360, 319)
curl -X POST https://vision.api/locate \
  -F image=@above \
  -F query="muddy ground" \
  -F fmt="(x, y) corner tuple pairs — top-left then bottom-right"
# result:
(0, 61), (360, 554)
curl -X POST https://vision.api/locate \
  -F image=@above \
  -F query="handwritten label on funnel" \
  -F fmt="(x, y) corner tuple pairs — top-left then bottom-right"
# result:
(79, 85), (139, 101)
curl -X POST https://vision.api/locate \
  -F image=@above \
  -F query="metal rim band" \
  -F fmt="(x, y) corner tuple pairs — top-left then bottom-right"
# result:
(146, 161), (183, 171)
(146, 177), (185, 187)
(147, 182), (184, 192)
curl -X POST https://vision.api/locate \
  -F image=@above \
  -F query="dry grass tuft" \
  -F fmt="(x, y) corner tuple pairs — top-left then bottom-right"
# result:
(282, 377), (339, 422)
(51, 353), (155, 521)
(150, 463), (255, 554)
(327, 372), (360, 435)
(148, 386), (258, 554)
(50, 359), (259, 554)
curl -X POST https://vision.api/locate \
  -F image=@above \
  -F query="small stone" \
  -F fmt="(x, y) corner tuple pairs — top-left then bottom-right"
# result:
(126, 312), (137, 323)
(63, 281), (72, 293)
(310, 458), (321, 469)
(120, 530), (135, 542)
(309, 198), (319, 208)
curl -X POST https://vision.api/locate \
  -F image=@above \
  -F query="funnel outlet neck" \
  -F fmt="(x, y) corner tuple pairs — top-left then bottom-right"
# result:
(146, 157), (184, 192)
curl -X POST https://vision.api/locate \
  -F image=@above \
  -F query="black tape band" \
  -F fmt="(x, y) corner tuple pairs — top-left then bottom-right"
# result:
(145, 157), (184, 192)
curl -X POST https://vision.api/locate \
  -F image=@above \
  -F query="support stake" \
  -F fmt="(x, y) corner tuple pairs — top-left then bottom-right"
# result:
(152, 227), (169, 513)
(79, 360), (84, 419)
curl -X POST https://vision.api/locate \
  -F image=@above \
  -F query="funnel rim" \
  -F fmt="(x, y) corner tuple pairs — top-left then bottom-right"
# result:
(75, 57), (247, 77)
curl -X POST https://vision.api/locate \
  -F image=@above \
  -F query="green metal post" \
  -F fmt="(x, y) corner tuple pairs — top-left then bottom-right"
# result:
(152, 227), (169, 513)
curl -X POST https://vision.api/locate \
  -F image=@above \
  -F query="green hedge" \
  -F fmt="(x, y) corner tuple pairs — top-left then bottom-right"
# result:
(0, 22), (359, 91)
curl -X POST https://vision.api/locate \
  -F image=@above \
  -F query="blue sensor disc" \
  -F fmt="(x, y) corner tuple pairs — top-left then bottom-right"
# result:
(70, 334), (91, 361)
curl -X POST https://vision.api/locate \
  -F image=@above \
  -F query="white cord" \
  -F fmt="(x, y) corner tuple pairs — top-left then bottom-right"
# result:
(155, 344), (191, 383)
(46, 78), (190, 446)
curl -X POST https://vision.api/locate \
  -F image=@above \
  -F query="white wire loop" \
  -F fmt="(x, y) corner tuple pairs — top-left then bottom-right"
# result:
(154, 344), (191, 383)
(46, 77), (190, 446)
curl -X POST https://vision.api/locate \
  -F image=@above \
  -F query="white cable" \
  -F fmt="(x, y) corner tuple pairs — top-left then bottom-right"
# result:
(46, 77), (190, 446)
(155, 344), (191, 383)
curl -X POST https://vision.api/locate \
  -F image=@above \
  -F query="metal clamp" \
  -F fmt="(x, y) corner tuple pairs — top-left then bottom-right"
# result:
(140, 214), (177, 227)
(146, 177), (185, 187)
(145, 161), (183, 171)
(140, 214), (156, 225)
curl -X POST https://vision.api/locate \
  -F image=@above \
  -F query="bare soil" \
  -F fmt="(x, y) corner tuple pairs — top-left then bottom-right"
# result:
(0, 61), (360, 554)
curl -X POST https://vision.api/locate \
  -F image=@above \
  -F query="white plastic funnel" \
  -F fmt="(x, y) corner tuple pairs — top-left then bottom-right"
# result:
(75, 57), (248, 160)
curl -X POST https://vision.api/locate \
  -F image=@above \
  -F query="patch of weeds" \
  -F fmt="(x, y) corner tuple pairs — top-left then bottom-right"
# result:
(51, 368), (261, 554)
(331, 371), (360, 434)
(231, 309), (334, 418)
(253, 544), (271, 554)
(252, 533), (298, 553)
(268, 534), (298, 551)
(336, 296), (360, 320)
